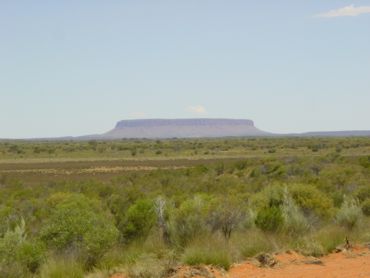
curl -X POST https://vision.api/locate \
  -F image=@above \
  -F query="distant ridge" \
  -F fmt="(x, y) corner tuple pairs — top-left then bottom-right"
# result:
(101, 118), (269, 139)
(2, 119), (370, 141)
(298, 130), (370, 137)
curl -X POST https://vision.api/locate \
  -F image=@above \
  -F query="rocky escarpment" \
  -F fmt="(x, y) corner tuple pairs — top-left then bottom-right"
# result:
(102, 119), (269, 139)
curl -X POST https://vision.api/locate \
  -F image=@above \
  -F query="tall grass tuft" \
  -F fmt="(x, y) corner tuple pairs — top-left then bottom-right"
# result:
(125, 253), (171, 278)
(282, 188), (310, 237)
(98, 234), (176, 278)
(234, 230), (274, 259)
(315, 225), (347, 254)
(39, 257), (85, 278)
(294, 238), (325, 257)
(336, 197), (363, 230)
(182, 236), (231, 270)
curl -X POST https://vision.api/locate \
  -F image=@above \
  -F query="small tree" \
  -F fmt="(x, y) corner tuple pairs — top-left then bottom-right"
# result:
(155, 197), (171, 245)
(208, 197), (244, 240)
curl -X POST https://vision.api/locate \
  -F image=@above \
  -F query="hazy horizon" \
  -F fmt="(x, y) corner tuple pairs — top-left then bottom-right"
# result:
(1, 1), (370, 138)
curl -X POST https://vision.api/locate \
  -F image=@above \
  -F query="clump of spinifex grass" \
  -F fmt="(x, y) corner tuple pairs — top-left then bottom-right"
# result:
(182, 236), (232, 270)
(233, 230), (275, 259)
(336, 197), (363, 230)
(39, 257), (85, 278)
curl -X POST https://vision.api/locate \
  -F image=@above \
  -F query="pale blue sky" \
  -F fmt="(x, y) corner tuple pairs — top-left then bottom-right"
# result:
(1, 1), (370, 138)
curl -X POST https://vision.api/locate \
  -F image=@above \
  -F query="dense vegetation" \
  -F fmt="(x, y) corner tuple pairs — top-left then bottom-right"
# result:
(0, 137), (370, 277)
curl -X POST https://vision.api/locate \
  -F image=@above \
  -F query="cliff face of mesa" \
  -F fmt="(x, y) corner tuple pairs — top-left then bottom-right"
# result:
(102, 119), (269, 139)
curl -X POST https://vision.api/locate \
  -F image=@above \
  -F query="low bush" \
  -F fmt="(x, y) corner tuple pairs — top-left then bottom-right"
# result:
(16, 240), (45, 273)
(169, 196), (210, 247)
(336, 197), (363, 230)
(40, 193), (119, 267)
(355, 186), (370, 202)
(289, 184), (334, 219)
(255, 205), (283, 232)
(361, 199), (370, 216)
(119, 199), (156, 242)
(0, 219), (45, 277)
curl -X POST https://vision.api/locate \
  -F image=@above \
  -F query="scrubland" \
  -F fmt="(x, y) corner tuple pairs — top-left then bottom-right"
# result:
(1, 137), (370, 277)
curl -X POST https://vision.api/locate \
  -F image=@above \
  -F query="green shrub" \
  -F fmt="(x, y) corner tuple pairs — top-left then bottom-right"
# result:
(0, 206), (14, 237)
(336, 197), (363, 230)
(39, 258), (85, 278)
(355, 186), (370, 202)
(0, 220), (26, 262)
(170, 196), (210, 246)
(120, 199), (156, 242)
(361, 199), (370, 216)
(359, 156), (370, 168)
(258, 185), (285, 208)
(255, 205), (283, 232)
(0, 219), (45, 277)
(289, 184), (334, 219)
(16, 240), (45, 273)
(40, 193), (119, 266)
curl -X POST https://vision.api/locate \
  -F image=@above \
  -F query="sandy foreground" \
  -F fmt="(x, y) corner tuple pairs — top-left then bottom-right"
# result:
(229, 246), (370, 278)
(112, 245), (370, 278)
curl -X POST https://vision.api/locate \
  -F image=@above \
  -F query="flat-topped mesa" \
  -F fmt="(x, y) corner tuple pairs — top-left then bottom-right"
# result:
(103, 118), (267, 139)
(115, 119), (255, 129)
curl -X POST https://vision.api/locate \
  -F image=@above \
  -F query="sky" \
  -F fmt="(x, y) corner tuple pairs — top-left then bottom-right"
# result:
(0, 1), (370, 138)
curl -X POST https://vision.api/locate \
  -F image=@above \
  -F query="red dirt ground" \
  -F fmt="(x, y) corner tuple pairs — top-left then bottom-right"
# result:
(111, 245), (370, 278)
(230, 246), (370, 278)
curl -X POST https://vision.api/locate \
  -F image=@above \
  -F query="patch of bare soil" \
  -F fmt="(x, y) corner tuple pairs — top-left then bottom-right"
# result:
(230, 245), (370, 278)
(167, 265), (228, 278)
(111, 245), (370, 278)
(0, 165), (186, 175)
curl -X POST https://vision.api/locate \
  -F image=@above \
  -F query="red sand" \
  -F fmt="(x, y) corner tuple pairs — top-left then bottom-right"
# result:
(230, 246), (370, 278)
(111, 245), (370, 278)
